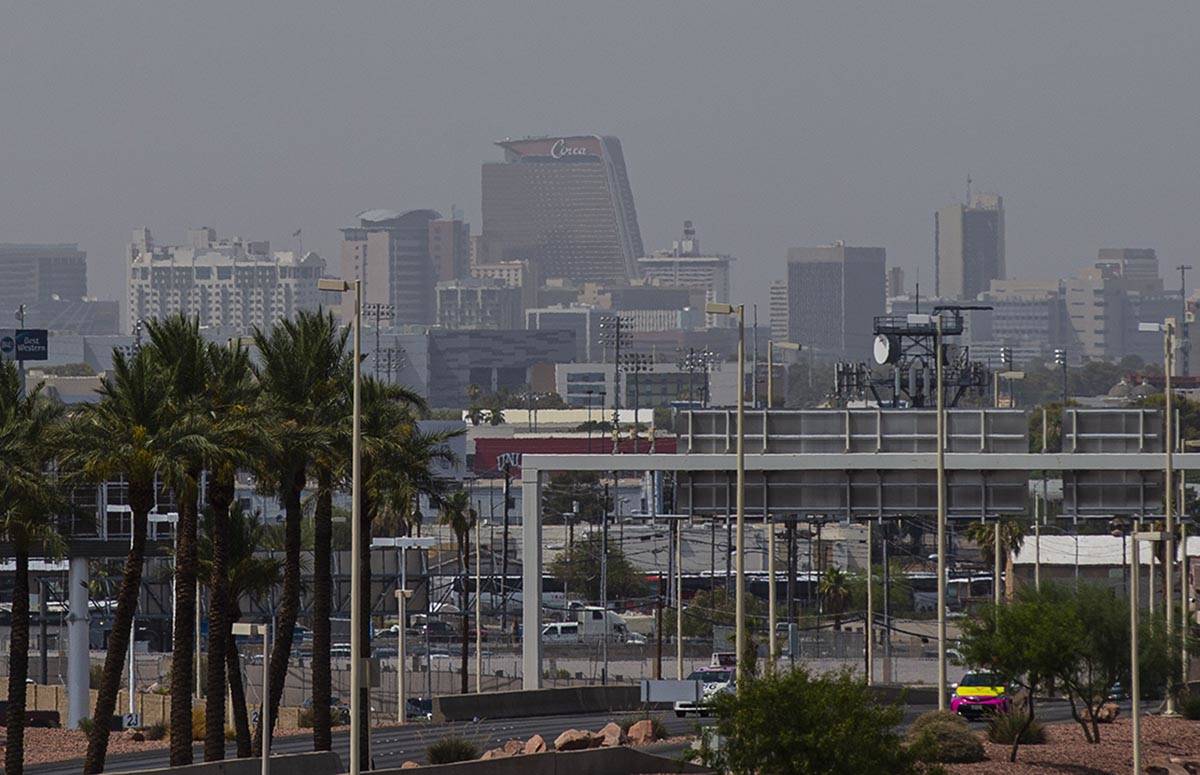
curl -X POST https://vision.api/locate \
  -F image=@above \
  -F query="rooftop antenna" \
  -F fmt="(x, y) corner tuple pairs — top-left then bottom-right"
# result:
(915, 266), (920, 314)
(966, 174), (973, 205)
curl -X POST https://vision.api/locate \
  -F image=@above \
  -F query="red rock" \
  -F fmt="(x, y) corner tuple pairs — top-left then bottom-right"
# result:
(502, 739), (524, 755)
(400, 762), (420, 769)
(481, 747), (513, 760)
(627, 718), (657, 745)
(597, 722), (626, 747)
(1094, 702), (1120, 723)
(554, 728), (594, 751)
(523, 734), (547, 754)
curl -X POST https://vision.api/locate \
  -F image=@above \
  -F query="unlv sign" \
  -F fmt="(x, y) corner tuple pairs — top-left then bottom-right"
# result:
(549, 138), (591, 159)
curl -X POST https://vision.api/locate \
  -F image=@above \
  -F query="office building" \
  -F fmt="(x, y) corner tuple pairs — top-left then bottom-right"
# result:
(886, 266), (906, 298)
(0, 243), (118, 335)
(339, 209), (441, 325)
(769, 280), (789, 341)
(426, 329), (578, 407)
(1097, 248), (1162, 296)
(1066, 264), (1129, 360)
(128, 227), (326, 335)
(471, 259), (539, 309)
(555, 361), (714, 409)
(638, 221), (733, 327)
(481, 135), (643, 284)
(435, 279), (522, 330)
(787, 242), (886, 357)
(429, 217), (471, 283)
(935, 193), (1005, 300)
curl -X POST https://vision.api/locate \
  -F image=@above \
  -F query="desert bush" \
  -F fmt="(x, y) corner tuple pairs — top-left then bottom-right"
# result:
(1181, 693), (1200, 721)
(986, 709), (1045, 745)
(191, 706), (205, 741)
(908, 710), (968, 738)
(298, 707), (315, 728)
(78, 717), (95, 734)
(143, 723), (166, 741)
(909, 720), (985, 764)
(427, 736), (479, 764)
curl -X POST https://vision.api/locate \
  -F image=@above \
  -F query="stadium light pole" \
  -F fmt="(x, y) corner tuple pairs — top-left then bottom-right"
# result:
(318, 277), (364, 773)
(373, 536), (436, 724)
(231, 623), (270, 775)
(706, 302), (747, 689)
(1141, 318), (1179, 715)
(765, 340), (800, 667)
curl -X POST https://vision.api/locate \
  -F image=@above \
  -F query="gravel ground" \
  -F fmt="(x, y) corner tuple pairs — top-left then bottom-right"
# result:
(946, 716), (1200, 774)
(2, 726), (339, 767)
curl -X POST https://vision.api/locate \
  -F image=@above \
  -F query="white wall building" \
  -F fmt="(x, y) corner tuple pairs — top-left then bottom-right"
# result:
(128, 227), (328, 335)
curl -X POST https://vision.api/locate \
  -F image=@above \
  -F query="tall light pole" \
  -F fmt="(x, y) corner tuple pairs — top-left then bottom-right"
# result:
(231, 623), (270, 775)
(765, 340), (800, 668)
(1053, 349), (1068, 408)
(318, 278), (364, 774)
(935, 314), (948, 710)
(1178, 264), (1191, 377)
(707, 302), (747, 689)
(373, 536), (435, 724)
(1141, 318), (1179, 714)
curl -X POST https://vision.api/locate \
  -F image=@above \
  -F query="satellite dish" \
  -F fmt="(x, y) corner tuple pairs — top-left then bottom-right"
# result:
(873, 334), (899, 365)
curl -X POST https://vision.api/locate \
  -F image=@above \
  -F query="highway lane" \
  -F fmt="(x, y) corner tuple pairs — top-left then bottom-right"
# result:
(23, 698), (1130, 775)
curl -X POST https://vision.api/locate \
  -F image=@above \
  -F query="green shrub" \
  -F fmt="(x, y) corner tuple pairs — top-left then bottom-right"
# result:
(908, 710), (968, 738)
(144, 723), (167, 741)
(427, 736), (479, 764)
(909, 721), (985, 764)
(191, 706), (206, 741)
(986, 709), (1045, 745)
(78, 717), (96, 735)
(297, 707), (315, 728)
(1182, 693), (1200, 721)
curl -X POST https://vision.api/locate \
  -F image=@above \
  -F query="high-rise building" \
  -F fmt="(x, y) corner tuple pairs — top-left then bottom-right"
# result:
(935, 193), (1005, 300)
(886, 266), (906, 298)
(339, 209), (442, 325)
(1066, 264), (1129, 360)
(786, 242), (886, 357)
(128, 227), (326, 335)
(481, 135), (643, 284)
(769, 280), (789, 341)
(1097, 248), (1162, 295)
(638, 222), (734, 327)
(429, 217), (471, 283)
(525, 305), (603, 362)
(0, 243), (118, 334)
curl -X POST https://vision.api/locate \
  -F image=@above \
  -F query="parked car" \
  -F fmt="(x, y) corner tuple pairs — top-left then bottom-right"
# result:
(419, 621), (459, 642)
(405, 697), (433, 721)
(302, 696), (350, 725)
(542, 621), (581, 643)
(626, 631), (648, 645)
(675, 668), (735, 717)
(950, 671), (1012, 720)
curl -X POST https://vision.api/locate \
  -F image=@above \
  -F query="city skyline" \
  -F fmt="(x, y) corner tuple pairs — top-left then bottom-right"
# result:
(3, 3), (1199, 324)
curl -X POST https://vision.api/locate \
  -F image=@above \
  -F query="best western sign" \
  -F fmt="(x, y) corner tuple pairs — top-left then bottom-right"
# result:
(0, 329), (49, 362)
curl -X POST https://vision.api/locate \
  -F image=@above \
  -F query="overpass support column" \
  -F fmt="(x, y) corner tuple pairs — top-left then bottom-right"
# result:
(67, 555), (90, 729)
(521, 467), (544, 689)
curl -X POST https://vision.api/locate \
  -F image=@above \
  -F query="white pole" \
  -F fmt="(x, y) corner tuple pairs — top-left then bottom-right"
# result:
(129, 531), (136, 718)
(1034, 496), (1041, 591)
(262, 626), (270, 775)
(349, 279), (363, 775)
(734, 305), (747, 690)
(676, 521), (684, 680)
(993, 522), (1001, 606)
(936, 314), (948, 711)
(1131, 535), (1142, 774)
(1166, 321), (1177, 716)
(398, 554), (407, 726)
(196, 585), (202, 698)
(767, 519), (777, 668)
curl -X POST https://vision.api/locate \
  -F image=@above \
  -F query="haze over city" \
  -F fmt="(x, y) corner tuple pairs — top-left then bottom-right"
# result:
(3, 2), (1200, 316)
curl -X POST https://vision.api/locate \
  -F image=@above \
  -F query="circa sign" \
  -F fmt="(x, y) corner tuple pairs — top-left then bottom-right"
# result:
(549, 138), (592, 159)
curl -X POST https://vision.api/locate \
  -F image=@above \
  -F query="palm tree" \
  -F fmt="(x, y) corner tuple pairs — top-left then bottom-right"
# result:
(199, 340), (259, 759)
(0, 364), (65, 775)
(143, 315), (214, 764)
(200, 504), (281, 758)
(440, 490), (476, 694)
(61, 347), (184, 774)
(819, 567), (851, 630)
(251, 310), (347, 755)
(965, 518), (1027, 601)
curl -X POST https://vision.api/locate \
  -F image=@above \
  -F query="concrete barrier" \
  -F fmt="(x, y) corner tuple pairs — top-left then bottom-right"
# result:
(108, 751), (342, 775)
(868, 684), (940, 706)
(369, 747), (712, 775)
(433, 686), (641, 722)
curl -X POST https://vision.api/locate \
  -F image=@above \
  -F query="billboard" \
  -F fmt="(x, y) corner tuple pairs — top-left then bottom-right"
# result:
(499, 136), (604, 161)
(0, 329), (49, 362)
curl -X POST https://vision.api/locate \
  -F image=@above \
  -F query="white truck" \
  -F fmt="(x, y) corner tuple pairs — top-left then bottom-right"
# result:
(575, 606), (631, 643)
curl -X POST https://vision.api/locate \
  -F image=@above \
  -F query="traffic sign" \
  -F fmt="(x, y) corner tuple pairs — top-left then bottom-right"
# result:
(123, 712), (141, 729)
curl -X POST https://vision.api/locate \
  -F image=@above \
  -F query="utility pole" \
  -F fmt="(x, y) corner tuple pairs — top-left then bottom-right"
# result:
(1180, 265), (1192, 376)
(500, 464), (511, 635)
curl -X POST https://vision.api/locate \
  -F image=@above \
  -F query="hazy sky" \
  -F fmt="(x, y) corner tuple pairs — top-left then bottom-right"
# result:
(3, 2), (1198, 327)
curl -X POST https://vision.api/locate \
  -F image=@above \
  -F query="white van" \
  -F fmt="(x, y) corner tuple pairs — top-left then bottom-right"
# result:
(541, 622), (581, 643)
(575, 606), (630, 643)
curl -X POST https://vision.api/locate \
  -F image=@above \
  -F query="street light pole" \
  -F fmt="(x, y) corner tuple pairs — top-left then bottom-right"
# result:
(232, 623), (270, 775)
(935, 313), (948, 711)
(1166, 319), (1177, 716)
(318, 277), (365, 774)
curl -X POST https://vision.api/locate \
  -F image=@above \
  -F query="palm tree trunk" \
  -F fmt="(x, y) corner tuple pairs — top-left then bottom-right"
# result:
(5, 546), (31, 775)
(253, 466), (305, 756)
(311, 473), (334, 751)
(460, 533), (469, 695)
(170, 475), (200, 766)
(1005, 547), (1016, 603)
(227, 612), (252, 758)
(204, 471), (234, 760)
(356, 485), (372, 768)
(85, 483), (152, 774)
